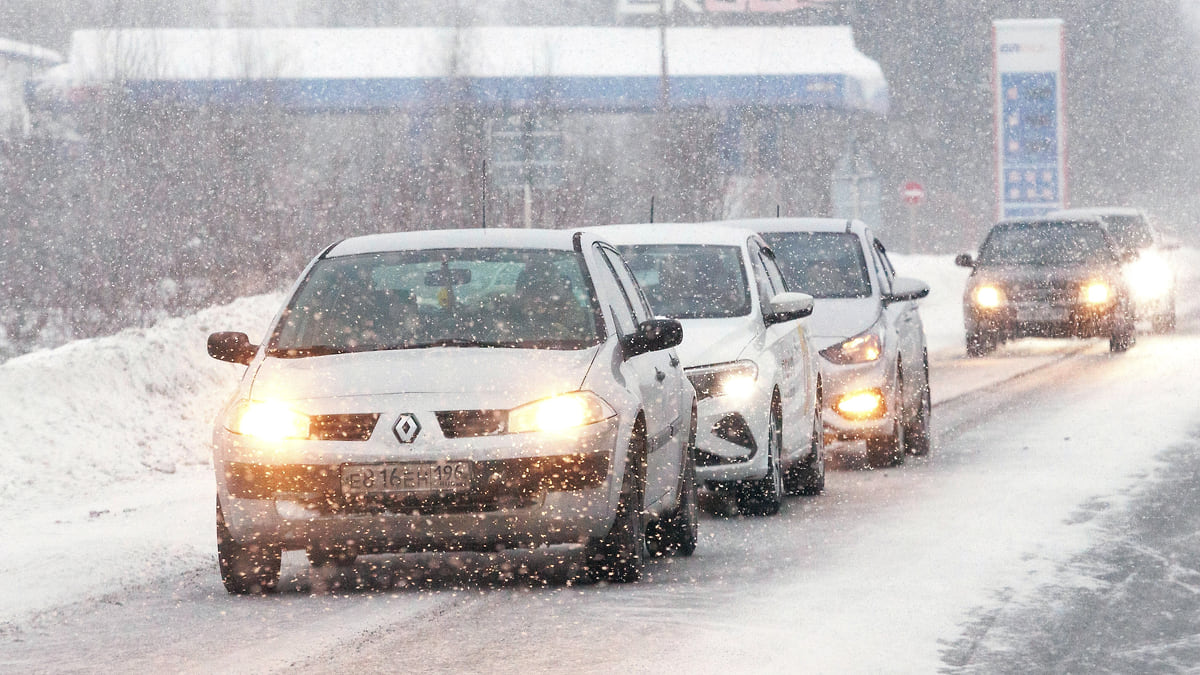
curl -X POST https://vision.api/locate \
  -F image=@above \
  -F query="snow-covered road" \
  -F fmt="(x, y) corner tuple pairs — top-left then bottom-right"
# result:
(3, 253), (1199, 673)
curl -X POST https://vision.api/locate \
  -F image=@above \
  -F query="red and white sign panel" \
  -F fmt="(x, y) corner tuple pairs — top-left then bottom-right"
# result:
(901, 181), (925, 206)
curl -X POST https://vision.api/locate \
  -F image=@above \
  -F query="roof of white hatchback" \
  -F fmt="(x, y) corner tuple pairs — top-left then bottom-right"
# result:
(710, 217), (864, 235)
(325, 228), (580, 257)
(585, 222), (760, 246)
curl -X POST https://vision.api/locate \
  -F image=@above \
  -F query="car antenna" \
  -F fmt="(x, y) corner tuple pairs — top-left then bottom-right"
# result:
(776, 204), (781, 218)
(481, 159), (488, 229)
(650, 196), (655, 223)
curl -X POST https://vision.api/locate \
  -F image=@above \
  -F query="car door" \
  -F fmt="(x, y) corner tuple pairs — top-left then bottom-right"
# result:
(871, 236), (925, 412)
(594, 243), (682, 507)
(747, 238), (809, 454)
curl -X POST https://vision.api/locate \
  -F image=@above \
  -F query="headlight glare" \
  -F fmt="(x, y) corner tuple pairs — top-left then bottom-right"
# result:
(1124, 257), (1171, 301)
(973, 285), (1004, 309)
(686, 361), (759, 400)
(820, 332), (882, 365)
(227, 400), (311, 441)
(507, 391), (615, 434)
(1081, 281), (1111, 305)
(834, 389), (886, 420)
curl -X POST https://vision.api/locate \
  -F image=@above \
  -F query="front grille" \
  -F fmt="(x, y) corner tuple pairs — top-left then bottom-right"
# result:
(310, 413), (380, 441)
(436, 410), (506, 438)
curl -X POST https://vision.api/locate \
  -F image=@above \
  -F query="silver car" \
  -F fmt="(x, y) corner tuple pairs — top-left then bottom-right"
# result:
(732, 218), (931, 469)
(207, 229), (697, 592)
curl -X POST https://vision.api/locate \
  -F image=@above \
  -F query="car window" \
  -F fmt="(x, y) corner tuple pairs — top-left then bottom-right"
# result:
(872, 238), (895, 294)
(268, 248), (601, 356)
(618, 244), (752, 319)
(1100, 214), (1153, 251)
(593, 245), (642, 335)
(599, 245), (654, 325)
(979, 221), (1117, 266)
(759, 231), (873, 299)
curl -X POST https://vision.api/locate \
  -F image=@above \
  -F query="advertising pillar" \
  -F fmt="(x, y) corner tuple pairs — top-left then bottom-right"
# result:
(993, 19), (1067, 220)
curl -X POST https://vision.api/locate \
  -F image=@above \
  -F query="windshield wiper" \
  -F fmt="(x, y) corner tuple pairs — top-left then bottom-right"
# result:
(406, 339), (519, 349)
(267, 345), (352, 358)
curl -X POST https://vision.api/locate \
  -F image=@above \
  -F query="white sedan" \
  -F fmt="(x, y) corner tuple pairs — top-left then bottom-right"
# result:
(590, 224), (824, 517)
(736, 217), (931, 468)
(206, 229), (697, 592)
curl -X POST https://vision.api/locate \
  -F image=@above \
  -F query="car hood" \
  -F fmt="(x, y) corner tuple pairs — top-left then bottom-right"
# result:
(249, 347), (598, 403)
(676, 316), (758, 367)
(971, 264), (1118, 288)
(807, 297), (881, 340)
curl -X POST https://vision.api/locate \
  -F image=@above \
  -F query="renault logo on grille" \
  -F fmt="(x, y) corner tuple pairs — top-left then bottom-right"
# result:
(393, 414), (421, 443)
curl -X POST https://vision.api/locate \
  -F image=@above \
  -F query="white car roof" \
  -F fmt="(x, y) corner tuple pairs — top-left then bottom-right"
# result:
(583, 222), (762, 247)
(1051, 206), (1144, 219)
(709, 217), (866, 236)
(326, 228), (582, 257)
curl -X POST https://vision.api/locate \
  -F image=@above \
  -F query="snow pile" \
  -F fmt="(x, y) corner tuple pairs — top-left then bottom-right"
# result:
(0, 293), (282, 506)
(891, 253), (973, 356)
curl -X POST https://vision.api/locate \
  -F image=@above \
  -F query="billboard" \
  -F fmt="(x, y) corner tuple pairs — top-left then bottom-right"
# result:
(993, 19), (1067, 220)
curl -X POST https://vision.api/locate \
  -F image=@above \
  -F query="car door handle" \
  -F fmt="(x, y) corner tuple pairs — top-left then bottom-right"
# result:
(655, 368), (666, 382)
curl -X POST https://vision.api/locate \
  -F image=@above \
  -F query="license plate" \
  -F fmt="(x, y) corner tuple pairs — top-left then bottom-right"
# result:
(340, 462), (472, 496)
(1016, 305), (1067, 322)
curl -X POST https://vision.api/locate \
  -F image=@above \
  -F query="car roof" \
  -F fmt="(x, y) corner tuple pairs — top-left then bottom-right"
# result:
(994, 215), (1105, 227)
(708, 217), (866, 236)
(1050, 206), (1145, 219)
(325, 228), (582, 257)
(583, 222), (762, 247)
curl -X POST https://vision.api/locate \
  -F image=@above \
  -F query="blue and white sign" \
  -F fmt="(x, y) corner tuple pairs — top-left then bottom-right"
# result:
(993, 19), (1066, 220)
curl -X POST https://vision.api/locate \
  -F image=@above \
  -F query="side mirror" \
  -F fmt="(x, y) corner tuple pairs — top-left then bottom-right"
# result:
(764, 291), (814, 326)
(208, 331), (258, 365)
(885, 277), (931, 304)
(954, 253), (975, 268)
(621, 318), (683, 358)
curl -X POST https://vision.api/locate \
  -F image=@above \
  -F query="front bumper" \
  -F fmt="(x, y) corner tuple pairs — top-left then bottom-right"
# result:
(214, 417), (622, 552)
(820, 357), (895, 441)
(691, 388), (771, 484)
(965, 301), (1117, 340)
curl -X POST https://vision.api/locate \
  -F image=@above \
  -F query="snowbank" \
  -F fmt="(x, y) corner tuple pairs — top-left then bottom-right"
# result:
(0, 293), (283, 506)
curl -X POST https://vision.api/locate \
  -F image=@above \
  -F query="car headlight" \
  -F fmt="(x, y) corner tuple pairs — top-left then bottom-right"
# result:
(1080, 281), (1111, 305)
(226, 400), (311, 441)
(972, 285), (1004, 309)
(507, 391), (615, 434)
(820, 332), (882, 365)
(1124, 256), (1171, 301)
(686, 361), (758, 401)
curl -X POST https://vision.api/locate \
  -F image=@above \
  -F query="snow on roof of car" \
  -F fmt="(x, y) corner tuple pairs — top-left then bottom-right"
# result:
(325, 227), (580, 257)
(710, 217), (867, 235)
(582, 223), (761, 247)
(1050, 207), (1145, 219)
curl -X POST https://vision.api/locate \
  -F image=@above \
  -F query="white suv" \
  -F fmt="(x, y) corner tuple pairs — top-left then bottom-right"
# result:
(590, 224), (824, 516)
(207, 229), (697, 592)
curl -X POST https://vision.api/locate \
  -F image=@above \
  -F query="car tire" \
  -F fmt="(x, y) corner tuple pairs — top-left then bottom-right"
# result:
(866, 418), (906, 469)
(216, 496), (282, 595)
(904, 356), (932, 456)
(965, 329), (997, 358)
(737, 395), (784, 516)
(1109, 313), (1136, 352)
(583, 422), (647, 583)
(785, 394), (825, 496)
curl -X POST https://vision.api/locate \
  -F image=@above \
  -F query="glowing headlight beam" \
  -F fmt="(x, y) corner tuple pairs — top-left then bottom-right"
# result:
(228, 401), (311, 441)
(834, 390), (886, 420)
(974, 286), (1003, 309)
(1081, 282), (1110, 305)
(507, 392), (614, 435)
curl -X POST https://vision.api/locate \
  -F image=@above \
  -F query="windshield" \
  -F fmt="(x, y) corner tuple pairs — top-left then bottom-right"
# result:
(268, 248), (601, 356)
(978, 221), (1116, 266)
(617, 244), (751, 319)
(760, 232), (873, 299)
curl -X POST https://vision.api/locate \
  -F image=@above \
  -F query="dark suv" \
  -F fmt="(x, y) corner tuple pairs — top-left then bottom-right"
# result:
(956, 217), (1136, 356)
(1052, 207), (1177, 333)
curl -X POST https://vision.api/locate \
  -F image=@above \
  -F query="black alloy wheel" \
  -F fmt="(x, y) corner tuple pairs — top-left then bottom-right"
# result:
(737, 394), (784, 516)
(583, 421), (648, 583)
